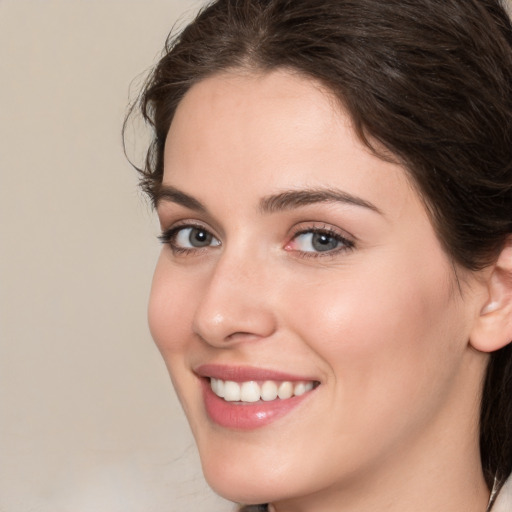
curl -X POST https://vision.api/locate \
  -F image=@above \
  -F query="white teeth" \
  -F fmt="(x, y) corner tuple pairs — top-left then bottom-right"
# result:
(211, 378), (225, 397)
(261, 381), (278, 401)
(294, 382), (307, 396)
(217, 379), (225, 397)
(210, 378), (316, 402)
(223, 381), (241, 401)
(277, 381), (294, 399)
(240, 381), (260, 402)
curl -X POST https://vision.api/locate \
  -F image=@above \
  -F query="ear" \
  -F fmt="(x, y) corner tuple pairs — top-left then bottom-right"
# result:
(470, 238), (512, 353)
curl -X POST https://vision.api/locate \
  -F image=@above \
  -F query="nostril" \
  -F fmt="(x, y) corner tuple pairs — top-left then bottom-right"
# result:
(225, 331), (264, 342)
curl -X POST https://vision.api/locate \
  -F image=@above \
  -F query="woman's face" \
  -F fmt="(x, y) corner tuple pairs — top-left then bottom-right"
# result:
(149, 70), (485, 506)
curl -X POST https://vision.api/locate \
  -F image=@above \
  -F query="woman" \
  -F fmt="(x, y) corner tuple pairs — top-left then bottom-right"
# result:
(126, 0), (512, 510)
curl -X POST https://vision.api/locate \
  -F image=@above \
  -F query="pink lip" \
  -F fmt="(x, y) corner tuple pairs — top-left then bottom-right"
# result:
(195, 365), (319, 430)
(195, 364), (316, 382)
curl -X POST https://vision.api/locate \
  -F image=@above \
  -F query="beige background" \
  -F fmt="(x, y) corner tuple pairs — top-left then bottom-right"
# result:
(0, 1), (229, 511)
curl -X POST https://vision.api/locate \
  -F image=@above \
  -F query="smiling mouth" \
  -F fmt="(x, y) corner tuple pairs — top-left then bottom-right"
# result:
(209, 378), (320, 403)
(197, 366), (321, 428)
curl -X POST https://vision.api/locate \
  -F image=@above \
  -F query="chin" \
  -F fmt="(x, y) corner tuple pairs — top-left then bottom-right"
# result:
(204, 469), (285, 506)
(196, 435), (314, 506)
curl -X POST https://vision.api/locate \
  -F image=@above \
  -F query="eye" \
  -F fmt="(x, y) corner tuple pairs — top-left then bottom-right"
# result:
(159, 224), (221, 253)
(286, 227), (354, 255)
(174, 226), (218, 248)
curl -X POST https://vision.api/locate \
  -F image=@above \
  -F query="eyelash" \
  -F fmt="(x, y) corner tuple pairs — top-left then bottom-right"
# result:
(158, 222), (217, 256)
(158, 223), (355, 258)
(287, 225), (355, 259)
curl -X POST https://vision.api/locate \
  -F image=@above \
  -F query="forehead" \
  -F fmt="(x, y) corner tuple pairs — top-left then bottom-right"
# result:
(166, 69), (343, 161)
(162, 69), (415, 220)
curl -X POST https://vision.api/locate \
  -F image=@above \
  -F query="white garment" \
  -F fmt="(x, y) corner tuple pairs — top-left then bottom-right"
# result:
(492, 477), (512, 512)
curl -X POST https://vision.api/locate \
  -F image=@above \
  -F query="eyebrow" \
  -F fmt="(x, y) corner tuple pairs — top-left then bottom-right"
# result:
(155, 185), (381, 215)
(259, 188), (382, 215)
(155, 186), (207, 212)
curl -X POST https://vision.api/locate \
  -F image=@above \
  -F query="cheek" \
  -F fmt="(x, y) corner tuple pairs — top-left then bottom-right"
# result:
(148, 256), (206, 421)
(286, 250), (466, 411)
(148, 255), (196, 359)
(312, 272), (443, 353)
(271, 255), (469, 477)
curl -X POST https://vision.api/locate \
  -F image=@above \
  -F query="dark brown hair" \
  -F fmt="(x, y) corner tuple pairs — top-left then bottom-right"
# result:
(126, 0), (512, 490)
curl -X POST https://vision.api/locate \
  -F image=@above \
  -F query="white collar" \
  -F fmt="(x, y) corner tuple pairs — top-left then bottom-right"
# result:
(491, 476), (512, 512)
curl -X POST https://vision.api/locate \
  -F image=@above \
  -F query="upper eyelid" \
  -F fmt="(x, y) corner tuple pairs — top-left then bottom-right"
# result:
(290, 229), (354, 248)
(289, 222), (356, 242)
(160, 219), (217, 236)
(156, 196), (362, 236)
(161, 222), (218, 239)
(162, 221), (353, 237)
(157, 212), (224, 239)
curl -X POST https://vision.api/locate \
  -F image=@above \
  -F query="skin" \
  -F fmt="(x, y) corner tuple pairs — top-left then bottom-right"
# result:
(149, 70), (492, 511)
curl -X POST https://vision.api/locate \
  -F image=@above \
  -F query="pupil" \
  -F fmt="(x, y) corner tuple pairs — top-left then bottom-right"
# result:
(312, 233), (338, 251)
(190, 228), (210, 247)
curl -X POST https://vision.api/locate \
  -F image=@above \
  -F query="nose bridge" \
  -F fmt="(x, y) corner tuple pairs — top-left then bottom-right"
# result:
(192, 243), (276, 346)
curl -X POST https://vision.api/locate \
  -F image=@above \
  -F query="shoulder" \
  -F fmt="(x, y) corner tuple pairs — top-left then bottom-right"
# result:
(492, 476), (512, 512)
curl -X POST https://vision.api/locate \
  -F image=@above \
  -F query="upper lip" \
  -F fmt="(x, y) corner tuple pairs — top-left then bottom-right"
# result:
(194, 364), (318, 383)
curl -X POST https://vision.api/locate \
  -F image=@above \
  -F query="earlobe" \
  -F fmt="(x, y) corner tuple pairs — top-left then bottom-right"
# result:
(469, 239), (512, 353)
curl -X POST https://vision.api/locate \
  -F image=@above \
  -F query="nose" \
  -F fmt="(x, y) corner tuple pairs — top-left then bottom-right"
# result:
(192, 248), (277, 347)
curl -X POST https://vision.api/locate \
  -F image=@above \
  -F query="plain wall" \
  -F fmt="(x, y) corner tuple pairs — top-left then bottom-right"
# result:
(0, 1), (229, 511)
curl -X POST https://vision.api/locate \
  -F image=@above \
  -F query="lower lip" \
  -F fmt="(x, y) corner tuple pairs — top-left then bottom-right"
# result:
(201, 379), (314, 430)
